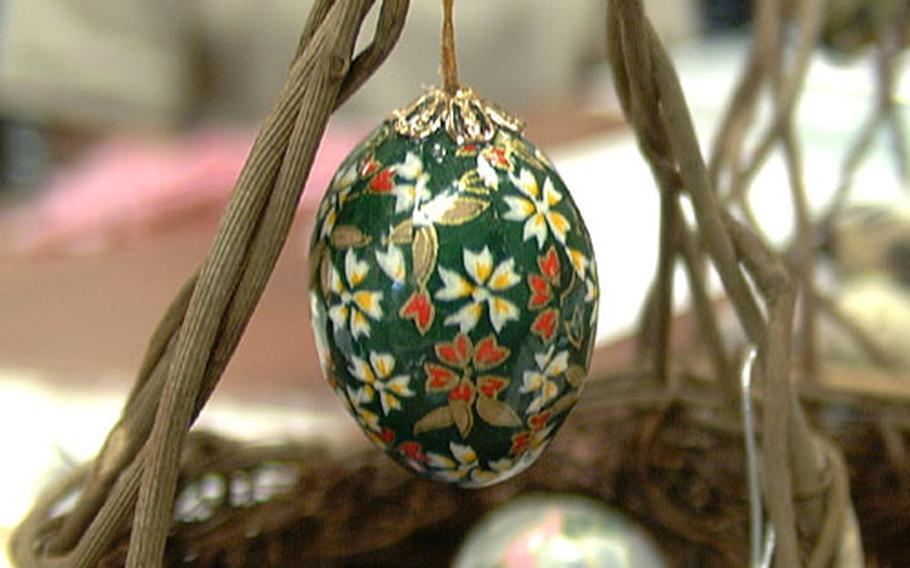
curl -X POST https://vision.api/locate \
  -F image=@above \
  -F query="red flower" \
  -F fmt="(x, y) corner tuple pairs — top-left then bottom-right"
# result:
(456, 144), (479, 157)
(399, 290), (435, 335)
(415, 333), (519, 438)
(449, 381), (476, 402)
(538, 246), (560, 281)
(360, 154), (382, 177)
(510, 431), (533, 455)
(531, 309), (559, 343)
(398, 441), (428, 463)
(369, 168), (395, 193)
(482, 146), (513, 170)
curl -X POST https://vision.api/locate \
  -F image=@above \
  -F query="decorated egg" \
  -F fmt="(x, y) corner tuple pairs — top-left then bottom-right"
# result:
(454, 494), (667, 567)
(309, 87), (599, 488)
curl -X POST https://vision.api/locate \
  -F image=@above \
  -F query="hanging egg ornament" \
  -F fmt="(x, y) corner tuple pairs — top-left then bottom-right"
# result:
(308, 3), (598, 488)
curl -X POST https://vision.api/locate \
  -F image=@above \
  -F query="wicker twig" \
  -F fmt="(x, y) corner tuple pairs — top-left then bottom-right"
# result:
(606, 0), (845, 565)
(10, 2), (410, 567)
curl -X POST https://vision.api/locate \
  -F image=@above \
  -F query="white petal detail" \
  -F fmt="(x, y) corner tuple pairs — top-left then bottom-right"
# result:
(487, 296), (520, 332)
(350, 309), (372, 339)
(522, 214), (549, 249)
(477, 154), (499, 190)
(502, 195), (534, 221)
(546, 211), (571, 244)
(426, 453), (456, 470)
(464, 246), (494, 285)
(392, 184), (417, 213)
(545, 350), (570, 377)
(567, 248), (589, 277)
(436, 266), (474, 300)
(521, 371), (546, 393)
(542, 177), (563, 207)
(415, 191), (455, 226)
(352, 291), (383, 320)
(375, 244), (407, 285)
(329, 265), (345, 295)
(356, 408), (381, 432)
(450, 442), (478, 466)
(585, 277), (598, 303)
(526, 395), (546, 415)
(384, 375), (414, 397)
(513, 169), (540, 199)
(344, 249), (370, 287)
(328, 304), (348, 333)
(370, 352), (396, 379)
(349, 355), (375, 384)
(488, 258), (520, 291)
(488, 457), (515, 473)
(443, 301), (484, 333)
(535, 347), (554, 371)
(379, 392), (401, 415)
(396, 152), (424, 179)
(346, 385), (371, 406)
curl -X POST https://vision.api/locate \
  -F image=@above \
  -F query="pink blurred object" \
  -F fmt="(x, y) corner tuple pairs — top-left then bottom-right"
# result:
(3, 123), (366, 257)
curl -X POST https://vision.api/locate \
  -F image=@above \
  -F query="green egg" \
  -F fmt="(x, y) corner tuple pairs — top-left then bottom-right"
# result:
(309, 88), (599, 488)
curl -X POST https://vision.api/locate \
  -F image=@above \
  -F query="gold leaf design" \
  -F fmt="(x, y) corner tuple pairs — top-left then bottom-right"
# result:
(362, 123), (390, 153)
(389, 219), (413, 245)
(566, 365), (587, 389)
(476, 397), (522, 428)
(435, 196), (490, 226)
(450, 399), (474, 439)
(412, 226), (439, 287)
(565, 306), (585, 349)
(495, 130), (550, 171)
(414, 406), (453, 435)
(318, 249), (333, 300)
(550, 392), (579, 415)
(458, 170), (491, 195)
(309, 240), (326, 292)
(330, 225), (372, 249)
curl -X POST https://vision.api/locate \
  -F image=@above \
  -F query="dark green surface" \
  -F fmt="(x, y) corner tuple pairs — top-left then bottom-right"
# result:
(309, 118), (599, 488)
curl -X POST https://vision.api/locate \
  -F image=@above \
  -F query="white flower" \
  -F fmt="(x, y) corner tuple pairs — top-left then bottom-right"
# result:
(392, 152), (432, 213)
(348, 352), (414, 415)
(566, 247), (589, 278)
(327, 249), (383, 339)
(567, 247), (598, 305)
(345, 385), (381, 433)
(520, 346), (569, 414)
(425, 442), (517, 487)
(318, 163), (358, 239)
(503, 169), (571, 249)
(435, 246), (521, 333)
(426, 442), (478, 483)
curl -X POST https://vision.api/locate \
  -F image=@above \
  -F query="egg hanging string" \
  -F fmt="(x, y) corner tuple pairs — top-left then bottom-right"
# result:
(441, 0), (460, 94)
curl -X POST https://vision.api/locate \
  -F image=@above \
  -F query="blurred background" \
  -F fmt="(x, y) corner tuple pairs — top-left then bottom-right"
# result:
(4, 0), (908, 564)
